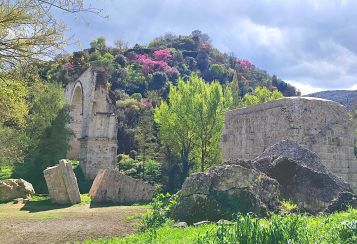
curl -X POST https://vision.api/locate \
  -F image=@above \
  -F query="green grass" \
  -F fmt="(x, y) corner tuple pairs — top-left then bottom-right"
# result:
(84, 208), (357, 244)
(0, 164), (13, 180)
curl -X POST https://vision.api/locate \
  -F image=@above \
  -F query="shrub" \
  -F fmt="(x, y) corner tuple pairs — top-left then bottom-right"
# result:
(139, 193), (177, 231)
(338, 219), (357, 243)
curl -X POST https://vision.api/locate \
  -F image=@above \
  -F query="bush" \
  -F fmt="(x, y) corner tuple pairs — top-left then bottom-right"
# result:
(339, 219), (357, 243)
(139, 193), (177, 231)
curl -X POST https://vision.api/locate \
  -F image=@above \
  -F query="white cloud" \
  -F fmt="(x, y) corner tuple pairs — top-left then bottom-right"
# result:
(286, 81), (325, 95)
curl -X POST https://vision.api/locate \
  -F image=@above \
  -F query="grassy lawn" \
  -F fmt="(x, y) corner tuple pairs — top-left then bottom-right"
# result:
(85, 209), (357, 244)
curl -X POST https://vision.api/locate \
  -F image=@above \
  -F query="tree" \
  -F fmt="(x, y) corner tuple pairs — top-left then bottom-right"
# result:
(154, 74), (232, 184)
(0, 0), (101, 72)
(228, 73), (241, 108)
(13, 81), (71, 192)
(241, 86), (283, 107)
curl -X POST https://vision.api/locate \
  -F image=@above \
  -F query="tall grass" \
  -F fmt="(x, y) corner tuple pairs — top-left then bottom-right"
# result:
(197, 213), (306, 244)
(85, 208), (357, 244)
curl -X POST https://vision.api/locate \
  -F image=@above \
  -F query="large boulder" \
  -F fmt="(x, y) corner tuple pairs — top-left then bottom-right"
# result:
(89, 168), (154, 203)
(253, 140), (352, 213)
(44, 159), (81, 205)
(0, 179), (34, 202)
(171, 163), (280, 224)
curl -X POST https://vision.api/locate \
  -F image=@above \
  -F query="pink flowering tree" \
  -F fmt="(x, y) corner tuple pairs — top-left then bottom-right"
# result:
(237, 59), (255, 70)
(153, 49), (172, 61)
(64, 61), (74, 71)
(136, 49), (178, 76)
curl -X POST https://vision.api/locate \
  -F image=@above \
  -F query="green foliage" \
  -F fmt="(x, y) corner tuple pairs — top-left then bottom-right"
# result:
(240, 86), (284, 107)
(154, 74), (232, 184)
(0, 78), (29, 126)
(13, 82), (71, 193)
(139, 193), (177, 231)
(197, 213), (305, 243)
(338, 219), (357, 243)
(208, 63), (228, 83)
(90, 37), (107, 51)
(0, 164), (13, 180)
(84, 209), (357, 244)
(281, 200), (299, 214)
(118, 154), (161, 184)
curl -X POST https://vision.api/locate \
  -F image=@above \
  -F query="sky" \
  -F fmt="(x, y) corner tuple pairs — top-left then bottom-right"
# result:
(58, 0), (357, 95)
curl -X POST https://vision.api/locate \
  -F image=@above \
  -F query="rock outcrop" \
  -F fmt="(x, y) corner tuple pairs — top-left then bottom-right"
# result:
(44, 159), (81, 205)
(172, 140), (355, 223)
(89, 168), (154, 203)
(0, 179), (34, 202)
(171, 163), (281, 224)
(253, 140), (352, 213)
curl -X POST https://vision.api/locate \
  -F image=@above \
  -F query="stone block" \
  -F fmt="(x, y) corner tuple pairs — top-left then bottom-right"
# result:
(89, 168), (154, 203)
(44, 159), (81, 205)
(0, 179), (34, 202)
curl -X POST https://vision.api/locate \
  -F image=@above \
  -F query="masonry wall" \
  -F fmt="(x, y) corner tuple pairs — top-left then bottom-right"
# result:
(65, 66), (117, 179)
(221, 97), (357, 192)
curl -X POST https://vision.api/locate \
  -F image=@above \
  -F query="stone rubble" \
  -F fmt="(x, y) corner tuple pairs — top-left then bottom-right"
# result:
(89, 168), (154, 204)
(44, 159), (81, 205)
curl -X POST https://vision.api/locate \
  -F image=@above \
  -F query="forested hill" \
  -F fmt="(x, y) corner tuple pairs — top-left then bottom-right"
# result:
(40, 30), (299, 98)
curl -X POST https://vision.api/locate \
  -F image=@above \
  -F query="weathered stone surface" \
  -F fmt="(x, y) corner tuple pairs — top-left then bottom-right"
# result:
(221, 97), (357, 192)
(0, 179), (34, 202)
(253, 140), (352, 213)
(173, 140), (355, 222)
(89, 168), (154, 203)
(325, 192), (357, 213)
(171, 164), (280, 224)
(65, 66), (117, 179)
(173, 222), (188, 228)
(44, 159), (81, 205)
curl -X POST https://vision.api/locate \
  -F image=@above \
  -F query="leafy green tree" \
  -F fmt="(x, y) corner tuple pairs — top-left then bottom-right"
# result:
(228, 73), (241, 108)
(154, 74), (232, 183)
(14, 82), (71, 192)
(240, 86), (283, 107)
(208, 63), (228, 83)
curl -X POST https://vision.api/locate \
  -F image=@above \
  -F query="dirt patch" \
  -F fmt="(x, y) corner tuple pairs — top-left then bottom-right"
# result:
(0, 202), (148, 243)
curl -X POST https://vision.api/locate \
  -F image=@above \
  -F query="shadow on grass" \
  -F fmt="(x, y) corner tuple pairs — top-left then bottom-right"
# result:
(20, 199), (71, 213)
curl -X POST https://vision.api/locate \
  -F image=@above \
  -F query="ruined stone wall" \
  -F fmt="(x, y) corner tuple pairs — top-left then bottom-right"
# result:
(65, 66), (117, 179)
(221, 97), (357, 192)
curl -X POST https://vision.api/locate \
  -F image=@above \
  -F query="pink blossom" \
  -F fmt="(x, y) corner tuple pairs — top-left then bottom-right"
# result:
(136, 54), (178, 75)
(137, 99), (153, 109)
(153, 49), (172, 61)
(237, 59), (255, 70)
(64, 61), (74, 71)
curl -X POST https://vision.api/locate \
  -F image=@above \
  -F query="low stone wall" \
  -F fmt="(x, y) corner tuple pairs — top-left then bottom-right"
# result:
(221, 97), (357, 192)
(44, 159), (81, 204)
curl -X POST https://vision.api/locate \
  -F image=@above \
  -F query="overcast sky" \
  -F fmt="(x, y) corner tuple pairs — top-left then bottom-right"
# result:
(59, 0), (357, 94)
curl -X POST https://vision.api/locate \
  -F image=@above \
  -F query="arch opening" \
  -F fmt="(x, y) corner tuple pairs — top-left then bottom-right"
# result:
(67, 83), (84, 159)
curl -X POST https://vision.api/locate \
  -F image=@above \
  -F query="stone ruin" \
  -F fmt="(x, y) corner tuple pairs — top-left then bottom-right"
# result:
(89, 168), (154, 204)
(172, 140), (356, 223)
(64, 66), (117, 180)
(44, 159), (81, 204)
(0, 179), (35, 202)
(221, 97), (357, 192)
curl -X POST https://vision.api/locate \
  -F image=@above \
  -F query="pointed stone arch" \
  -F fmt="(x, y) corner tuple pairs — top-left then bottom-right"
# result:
(67, 81), (84, 159)
(65, 66), (117, 179)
